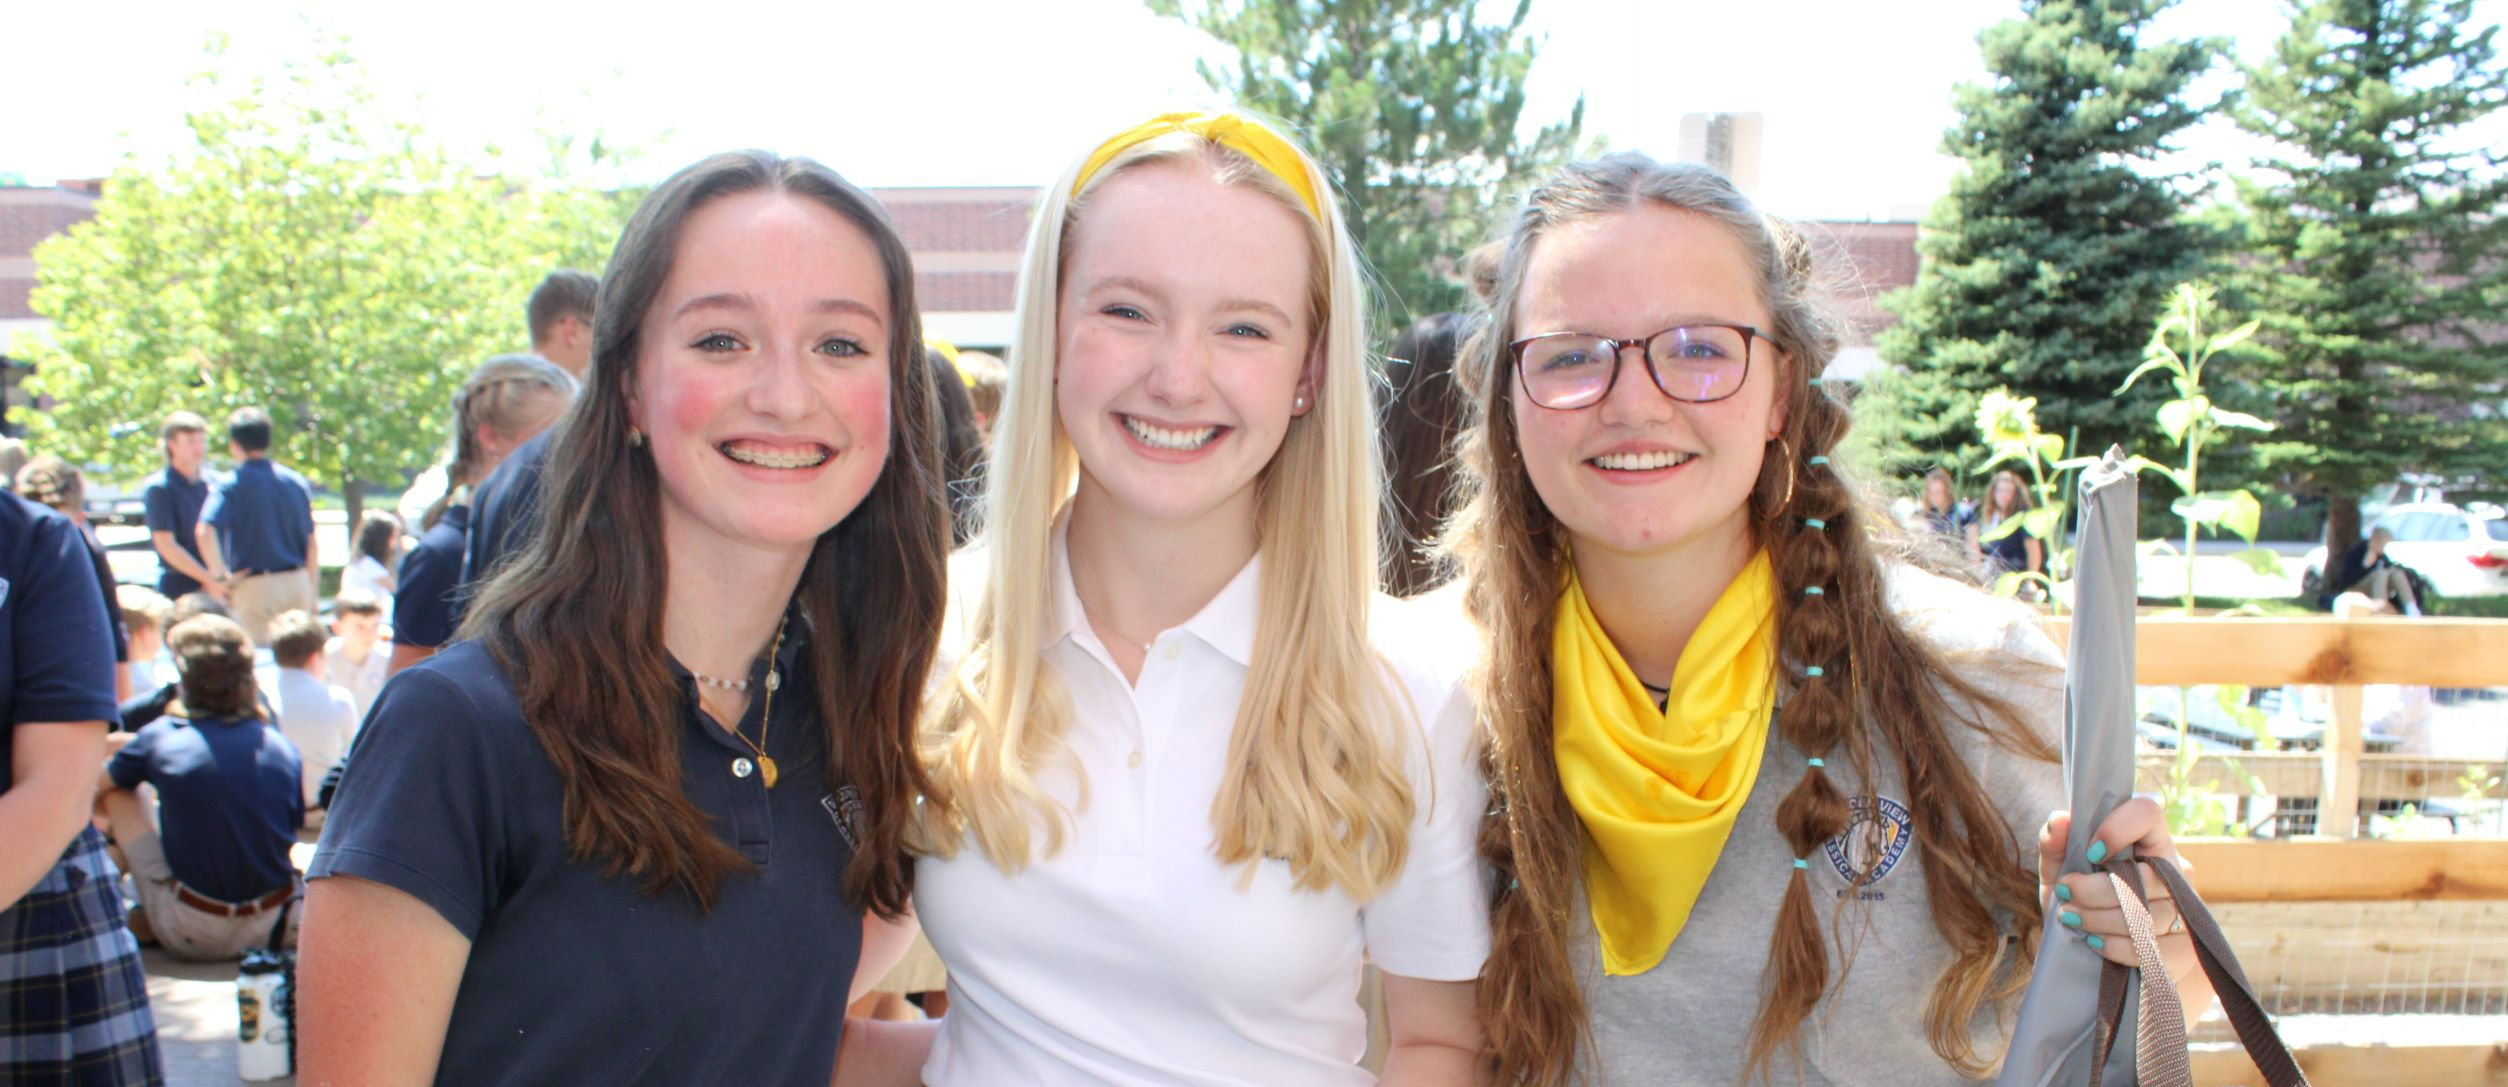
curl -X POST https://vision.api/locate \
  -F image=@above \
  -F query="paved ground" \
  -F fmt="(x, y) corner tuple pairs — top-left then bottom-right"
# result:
(147, 948), (290, 1086)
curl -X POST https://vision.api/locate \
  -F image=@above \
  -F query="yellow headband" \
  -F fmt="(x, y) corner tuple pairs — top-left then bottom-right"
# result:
(1069, 111), (1323, 221)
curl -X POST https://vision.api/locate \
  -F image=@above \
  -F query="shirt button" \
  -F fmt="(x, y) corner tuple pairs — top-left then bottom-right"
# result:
(1127, 749), (1143, 769)
(732, 757), (755, 779)
(1162, 642), (1181, 661)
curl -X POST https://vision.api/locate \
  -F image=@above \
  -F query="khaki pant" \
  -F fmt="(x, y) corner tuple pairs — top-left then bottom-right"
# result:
(120, 831), (298, 962)
(230, 569), (316, 646)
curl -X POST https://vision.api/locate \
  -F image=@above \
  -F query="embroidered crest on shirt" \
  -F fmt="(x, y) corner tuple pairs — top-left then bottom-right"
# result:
(1825, 794), (1914, 898)
(822, 786), (865, 851)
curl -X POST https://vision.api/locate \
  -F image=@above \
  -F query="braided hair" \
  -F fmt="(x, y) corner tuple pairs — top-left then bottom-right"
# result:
(1447, 153), (2055, 1085)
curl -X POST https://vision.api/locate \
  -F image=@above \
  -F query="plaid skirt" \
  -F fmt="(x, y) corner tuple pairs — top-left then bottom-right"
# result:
(1, 825), (164, 1085)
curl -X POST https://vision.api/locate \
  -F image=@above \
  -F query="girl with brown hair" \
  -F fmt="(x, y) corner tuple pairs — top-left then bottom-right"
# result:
(1447, 153), (2208, 1085)
(1972, 467), (2047, 594)
(297, 150), (953, 1085)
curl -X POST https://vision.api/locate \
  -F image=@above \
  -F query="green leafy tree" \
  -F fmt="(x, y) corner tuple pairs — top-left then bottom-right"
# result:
(1145, 0), (1583, 331)
(2235, 0), (2508, 557)
(21, 38), (633, 527)
(1871, 0), (2221, 477)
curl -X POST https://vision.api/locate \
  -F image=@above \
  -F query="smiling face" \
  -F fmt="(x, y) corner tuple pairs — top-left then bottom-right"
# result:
(1054, 159), (1317, 531)
(1511, 204), (1787, 565)
(631, 189), (894, 563)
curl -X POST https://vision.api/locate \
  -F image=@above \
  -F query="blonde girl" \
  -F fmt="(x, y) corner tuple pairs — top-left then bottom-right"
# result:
(909, 112), (1489, 1087)
(1449, 153), (2208, 1086)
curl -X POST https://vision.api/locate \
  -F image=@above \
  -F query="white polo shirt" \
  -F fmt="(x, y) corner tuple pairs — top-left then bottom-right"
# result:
(916, 535), (1491, 1087)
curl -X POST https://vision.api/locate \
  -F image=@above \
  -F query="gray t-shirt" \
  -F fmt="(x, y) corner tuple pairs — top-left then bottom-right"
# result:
(1574, 566), (2068, 1087)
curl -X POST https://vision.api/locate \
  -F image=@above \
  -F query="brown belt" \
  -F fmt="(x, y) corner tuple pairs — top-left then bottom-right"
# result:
(174, 882), (295, 918)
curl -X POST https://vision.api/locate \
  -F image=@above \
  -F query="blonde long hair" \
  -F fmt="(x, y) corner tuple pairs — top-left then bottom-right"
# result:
(921, 118), (1414, 899)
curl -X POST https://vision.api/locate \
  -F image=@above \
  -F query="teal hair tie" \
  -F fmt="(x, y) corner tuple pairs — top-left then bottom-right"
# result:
(1791, 858), (1810, 870)
(1804, 666), (1825, 678)
(1804, 518), (1827, 530)
(1804, 586), (1825, 596)
(1809, 455), (1830, 466)
(1806, 757), (1826, 768)
(1807, 377), (1825, 386)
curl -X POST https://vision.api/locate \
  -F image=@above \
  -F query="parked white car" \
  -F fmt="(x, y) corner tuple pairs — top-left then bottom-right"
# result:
(2302, 501), (2508, 600)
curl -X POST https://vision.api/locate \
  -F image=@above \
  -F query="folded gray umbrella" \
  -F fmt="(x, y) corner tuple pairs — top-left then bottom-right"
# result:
(1998, 447), (2139, 1087)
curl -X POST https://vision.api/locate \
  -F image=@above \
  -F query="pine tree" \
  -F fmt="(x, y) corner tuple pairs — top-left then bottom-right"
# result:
(1146, 0), (1583, 332)
(2237, 0), (2508, 557)
(1871, 0), (2221, 479)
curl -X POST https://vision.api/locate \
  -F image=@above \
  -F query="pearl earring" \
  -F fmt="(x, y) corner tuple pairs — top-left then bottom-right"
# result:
(1294, 395), (1309, 411)
(627, 426), (645, 447)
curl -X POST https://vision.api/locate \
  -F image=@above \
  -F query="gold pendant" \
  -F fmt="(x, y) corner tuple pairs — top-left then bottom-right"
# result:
(759, 756), (779, 789)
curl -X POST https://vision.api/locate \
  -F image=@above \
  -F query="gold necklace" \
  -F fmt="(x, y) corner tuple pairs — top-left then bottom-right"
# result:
(715, 613), (790, 789)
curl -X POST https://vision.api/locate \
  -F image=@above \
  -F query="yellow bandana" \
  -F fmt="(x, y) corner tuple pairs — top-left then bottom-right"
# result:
(1070, 111), (1324, 221)
(1554, 550), (1778, 976)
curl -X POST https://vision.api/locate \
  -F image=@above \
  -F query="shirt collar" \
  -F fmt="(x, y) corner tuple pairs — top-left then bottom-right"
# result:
(1047, 517), (1263, 669)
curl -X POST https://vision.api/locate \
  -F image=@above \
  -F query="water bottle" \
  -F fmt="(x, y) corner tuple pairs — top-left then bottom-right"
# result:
(236, 948), (291, 1080)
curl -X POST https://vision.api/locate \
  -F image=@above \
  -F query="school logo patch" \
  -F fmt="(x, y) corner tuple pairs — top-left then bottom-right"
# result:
(822, 786), (864, 851)
(1825, 795), (1914, 888)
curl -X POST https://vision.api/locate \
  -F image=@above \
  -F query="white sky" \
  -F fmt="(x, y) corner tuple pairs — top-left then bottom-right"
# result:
(6, 0), (2503, 223)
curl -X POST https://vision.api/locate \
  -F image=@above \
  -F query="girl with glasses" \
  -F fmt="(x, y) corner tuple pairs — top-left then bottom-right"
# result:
(1448, 152), (2210, 1085)
(906, 112), (1490, 1087)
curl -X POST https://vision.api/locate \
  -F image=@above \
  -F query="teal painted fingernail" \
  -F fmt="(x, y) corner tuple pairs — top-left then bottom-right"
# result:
(2055, 884), (2073, 902)
(2060, 911), (2082, 928)
(2087, 935), (2106, 952)
(2086, 840), (2109, 865)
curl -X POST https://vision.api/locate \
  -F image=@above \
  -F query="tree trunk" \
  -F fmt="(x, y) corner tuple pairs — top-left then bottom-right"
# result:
(342, 476), (365, 576)
(2324, 492), (2361, 562)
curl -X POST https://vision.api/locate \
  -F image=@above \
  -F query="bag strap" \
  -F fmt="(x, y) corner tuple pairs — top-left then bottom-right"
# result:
(2108, 860), (2191, 1086)
(2139, 854), (2309, 1087)
(266, 894), (298, 954)
(2082, 854), (2312, 1087)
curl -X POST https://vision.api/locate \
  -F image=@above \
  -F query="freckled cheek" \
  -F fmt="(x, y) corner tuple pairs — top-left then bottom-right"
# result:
(653, 365), (736, 442)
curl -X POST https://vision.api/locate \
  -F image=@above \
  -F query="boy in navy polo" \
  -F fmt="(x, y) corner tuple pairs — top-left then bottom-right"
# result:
(144, 410), (221, 601)
(198, 406), (318, 644)
(102, 614), (304, 961)
(0, 489), (164, 1082)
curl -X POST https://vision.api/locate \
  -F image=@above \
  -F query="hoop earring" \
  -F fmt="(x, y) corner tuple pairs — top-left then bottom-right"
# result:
(1768, 436), (1797, 510)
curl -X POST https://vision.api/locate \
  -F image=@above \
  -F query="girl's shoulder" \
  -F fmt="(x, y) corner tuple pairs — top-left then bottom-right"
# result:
(1881, 562), (2063, 674)
(1366, 583), (1482, 695)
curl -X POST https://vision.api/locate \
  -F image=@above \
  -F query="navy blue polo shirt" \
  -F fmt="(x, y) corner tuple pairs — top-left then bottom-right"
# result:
(1, 491), (121, 789)
(142, 465), (212, 596)
(393, 505), (469, 650)
(310, 629), (865, 1086)
(108, 714), (303, 902)
(456, 428), (551, 625)
(201, 458), (315, 575)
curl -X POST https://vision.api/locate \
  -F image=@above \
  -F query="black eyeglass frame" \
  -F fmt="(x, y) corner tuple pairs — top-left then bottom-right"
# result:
(1508, 323), (1777, 409)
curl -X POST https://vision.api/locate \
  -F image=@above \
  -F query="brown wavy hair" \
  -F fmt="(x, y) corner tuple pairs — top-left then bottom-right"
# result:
(1446, 153), (2055, 1084)
(459, 151), (951, 918)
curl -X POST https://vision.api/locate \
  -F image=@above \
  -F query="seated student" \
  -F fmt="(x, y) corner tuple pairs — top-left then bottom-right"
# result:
(2324, 527), (2422, 615)
(99, 614), (304, 960)
(264, 609), (358, 817)
(118, 584), (178, 691)
(325, 590), (391, 721)
(341, 511), (402, 623)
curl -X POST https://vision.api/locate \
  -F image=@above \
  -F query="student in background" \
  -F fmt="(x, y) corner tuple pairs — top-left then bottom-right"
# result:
(15, 455), (129, 699)
(342, 511), (402, 621)
(118, 584), (178, 692)
(326, 590), (390, 721)
(265, 609), (358, 819)
(0, 487), (164, 1082)
(145, 410), (223, 602)
(197, 407), (319, 645)
(100, 614), (304, 961)
(1377, 310), (1478, 597)
(391, 355), (577, 673)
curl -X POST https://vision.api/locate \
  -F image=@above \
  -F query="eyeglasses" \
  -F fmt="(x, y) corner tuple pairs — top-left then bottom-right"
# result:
(1510, 323), (1771, 409)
